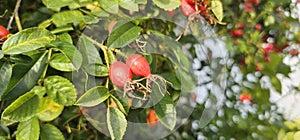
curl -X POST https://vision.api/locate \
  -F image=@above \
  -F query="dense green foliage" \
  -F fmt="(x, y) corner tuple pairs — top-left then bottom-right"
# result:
(0, 0), (299, 139)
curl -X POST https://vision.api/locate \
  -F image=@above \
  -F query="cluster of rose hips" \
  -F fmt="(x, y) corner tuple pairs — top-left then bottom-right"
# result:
(180, 0), (209, 17)
(231, 23), (262, 38)
(244, 0), (260, 13)
(109, 54), (169, 100)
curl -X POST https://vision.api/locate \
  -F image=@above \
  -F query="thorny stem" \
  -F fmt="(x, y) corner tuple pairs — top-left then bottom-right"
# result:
(7, 0), (22, 31)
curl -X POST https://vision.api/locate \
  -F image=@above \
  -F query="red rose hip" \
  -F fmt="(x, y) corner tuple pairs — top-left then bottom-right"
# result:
(109, 61), (132, 87)
(180, 0), (197, 17)
(0, 25), (10, 41)
(126, 54), (151, 77)
(239, 93), (252, 102)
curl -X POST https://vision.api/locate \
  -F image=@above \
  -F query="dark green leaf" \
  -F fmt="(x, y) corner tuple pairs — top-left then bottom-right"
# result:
(154, 95), (176, 130)
(16, 117), (40, 140)
(161, 72), (180, 90)
(84, 63), (108, 77)
(50, 53), (76, 72)
(108, 22), (142, 49)
(52, 10), (84, 27)
(40, 124), (64, 140)
(44, 75), (77, 106)
(78, 36), (103, 65)
(271, 76), (281, 93)
(51, 41), (83, 70)
(152, 0), (180, 10)
(107, 107), (127, 140)
(2, 28), (55, 55)
(76, 86), (110, 107)
(2, 89), (39, 122)
(9, 54), (32, 64)
(37, 97), (64, 122)
(98, 0), (119, 14)
(0, 62), (12, 98)
(3, 52), (47, 100)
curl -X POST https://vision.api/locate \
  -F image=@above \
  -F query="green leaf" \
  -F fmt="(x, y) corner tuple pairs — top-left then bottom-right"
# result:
(30, 86), (47, 98)
(84, 63), (109, 77)
(3, 52), (47, 100)
(152, 0), (180, 11)
(161, 72), (180, 90)
(107, 107), (127, 140)
(294, 131), (300, 140)
(271, 76), (281, 93)
(76, 86), (110, 107)
(119, 0), (138, 11)
(52, 10), (85, 27)
(2, 28), (55, 55)
(154, 95), (176, 130)
(2, 89), (39, 122)
(16, 117), (40, 140)
(78, 36), (103, 65)
(40, 124), (64, 140)
(277, 129), (286, 140)
(0, 51), (3, 59)
(211, 0), (224, 21)
(44, 76), (77, 106)
(50, 53), (76, 72)
(284, 121), (298, 130)
(284, 132), (295, 140)
(144, 33), (196, 92)
(98, 0), (119, 14)
(42, 0), (74, 11)
(37, 97), (64, 122)
(135, 0), (147, 4)
(107, 49), (115, 64)
(0, 62), (12, 98)
(293, 118), (300, 129)
(108, 22), (142, 49)
(111, 95), (128, 115)
(51, 41), (83, 70)
(57, 33), (73, 44)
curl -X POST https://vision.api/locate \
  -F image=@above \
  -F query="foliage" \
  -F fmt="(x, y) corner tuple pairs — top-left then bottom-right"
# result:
(0, 0), (299, 140)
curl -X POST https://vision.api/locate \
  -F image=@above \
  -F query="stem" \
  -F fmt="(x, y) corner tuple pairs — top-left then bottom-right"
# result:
(83, 35), (111, 88)
(7, 0), (22, 31)
(39, 49), (52, 83)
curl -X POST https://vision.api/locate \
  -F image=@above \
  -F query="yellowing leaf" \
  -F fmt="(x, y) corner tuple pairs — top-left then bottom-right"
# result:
(211, 0), (224, 22)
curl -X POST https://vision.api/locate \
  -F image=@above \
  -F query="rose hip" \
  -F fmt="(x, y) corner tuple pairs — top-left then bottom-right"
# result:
(126, 54), (151, 77)
(239, 93), (252, 102)
(109, 61), (132, 87)
(0, 25), (10, 41)
(126, 54), (170, 98)
(147, 109), (159, 127)
(180, 0), (197, 17)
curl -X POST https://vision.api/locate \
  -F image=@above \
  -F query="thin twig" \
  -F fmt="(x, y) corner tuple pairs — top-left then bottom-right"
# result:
(7, 0), (22, 31)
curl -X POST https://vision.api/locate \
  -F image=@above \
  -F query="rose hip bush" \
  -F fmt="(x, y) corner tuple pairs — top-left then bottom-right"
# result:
(0, 0), (299, 140)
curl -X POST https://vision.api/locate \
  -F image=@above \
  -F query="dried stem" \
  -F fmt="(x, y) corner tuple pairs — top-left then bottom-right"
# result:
(7, 0), (22, 31)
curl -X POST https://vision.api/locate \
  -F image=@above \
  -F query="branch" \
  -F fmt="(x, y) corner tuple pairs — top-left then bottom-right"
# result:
(7, 0), (22, 31)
